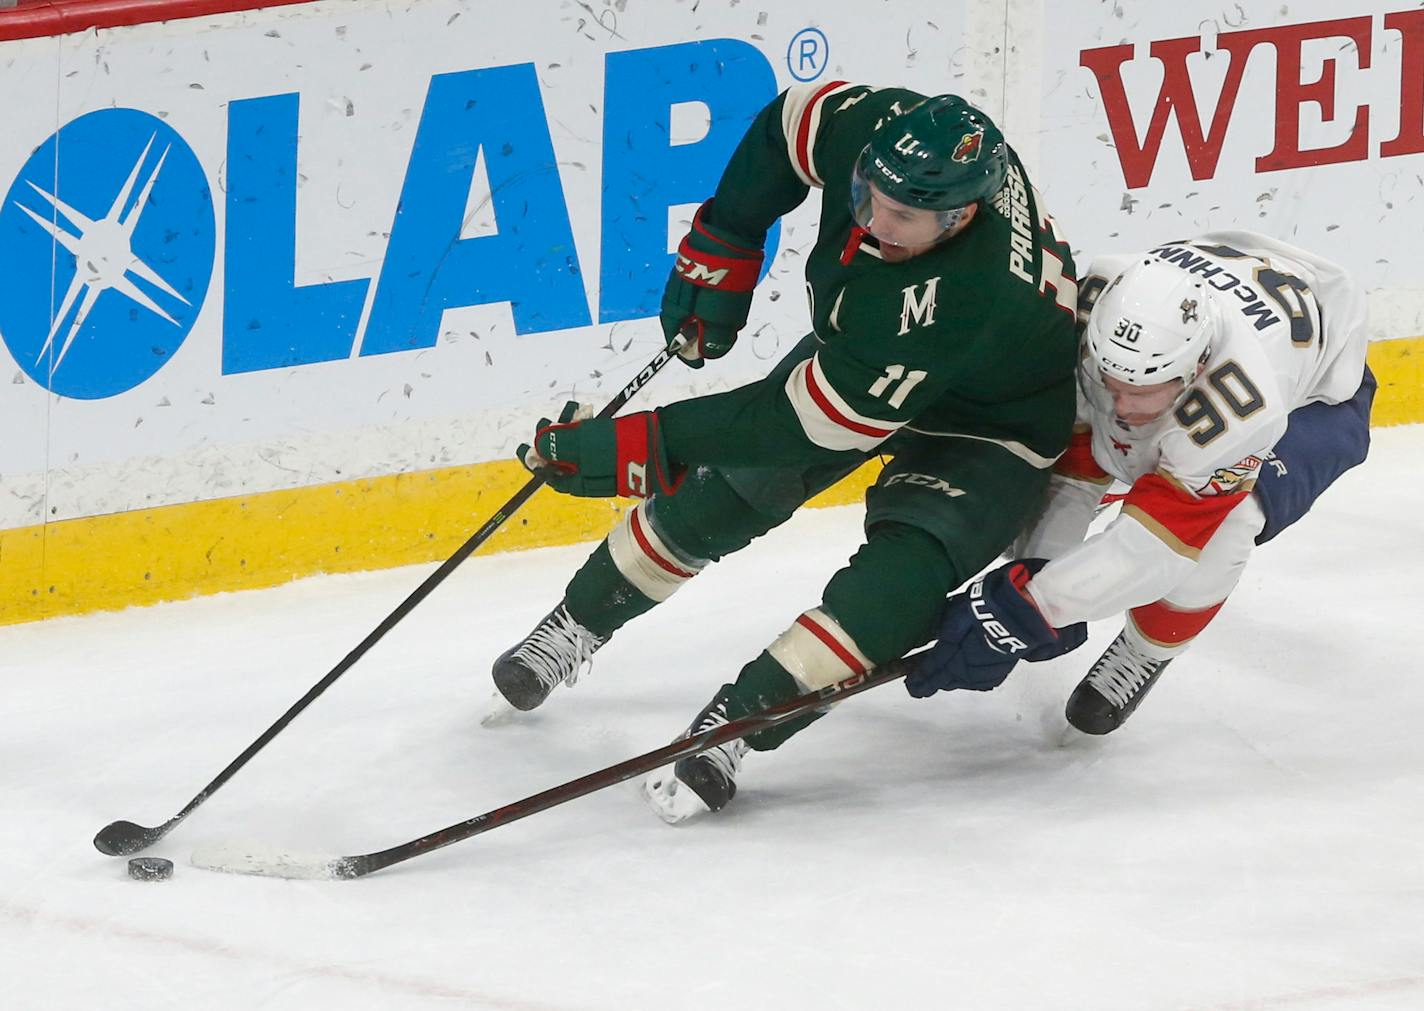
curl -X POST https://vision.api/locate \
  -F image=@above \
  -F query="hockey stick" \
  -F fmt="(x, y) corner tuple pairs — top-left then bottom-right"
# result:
(191, 659), (910, 880)
(94, 340), (689, 858)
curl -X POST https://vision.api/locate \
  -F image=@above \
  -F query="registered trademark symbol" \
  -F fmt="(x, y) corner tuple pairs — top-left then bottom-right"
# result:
(786, 28), (829, 82)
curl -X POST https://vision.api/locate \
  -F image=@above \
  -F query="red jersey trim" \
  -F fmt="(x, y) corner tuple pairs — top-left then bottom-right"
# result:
(1129, 599), (1226, 648)
(802, 359), (896, 439)
(1122, 471), (1249, 559)
(793, 80), (849, 186)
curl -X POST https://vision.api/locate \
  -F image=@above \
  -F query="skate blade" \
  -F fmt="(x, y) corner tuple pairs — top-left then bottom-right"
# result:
(1055, 723), (1105, 749)
(478, 689), (521, 728)
(641, 767), (710, 825)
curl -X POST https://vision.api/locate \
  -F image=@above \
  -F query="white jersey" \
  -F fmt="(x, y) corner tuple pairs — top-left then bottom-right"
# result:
(1019, 231), (1369, 628)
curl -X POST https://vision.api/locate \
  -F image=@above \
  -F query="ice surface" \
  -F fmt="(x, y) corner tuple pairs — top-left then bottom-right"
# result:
(3, 427), (1422, 1010)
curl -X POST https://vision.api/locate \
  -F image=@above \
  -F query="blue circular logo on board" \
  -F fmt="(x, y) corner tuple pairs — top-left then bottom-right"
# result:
(787, 27), (830, 82)
(0, 109), (215, 400)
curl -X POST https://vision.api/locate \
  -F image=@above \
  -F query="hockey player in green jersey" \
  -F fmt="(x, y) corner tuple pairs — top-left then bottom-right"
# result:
(493, 82), (1081, 822)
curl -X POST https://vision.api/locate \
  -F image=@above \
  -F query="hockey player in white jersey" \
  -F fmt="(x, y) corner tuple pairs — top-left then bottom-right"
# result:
(902, 232), (1375, 733)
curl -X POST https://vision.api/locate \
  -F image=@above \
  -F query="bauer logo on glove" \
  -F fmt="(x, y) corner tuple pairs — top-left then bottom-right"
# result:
(904, 560), (1087, 697)
(968, 571), (1034, 655)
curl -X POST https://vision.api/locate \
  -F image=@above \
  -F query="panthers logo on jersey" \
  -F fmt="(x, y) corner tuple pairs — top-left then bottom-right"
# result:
(1203, 455), (1262, 495)
(952, 128), (984, 164)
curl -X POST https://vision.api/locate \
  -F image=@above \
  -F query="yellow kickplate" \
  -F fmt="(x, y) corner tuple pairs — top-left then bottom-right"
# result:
(1366, 334), (1424, 428)
(5, 332), (1418, 627)
(0, 457), (881, 626)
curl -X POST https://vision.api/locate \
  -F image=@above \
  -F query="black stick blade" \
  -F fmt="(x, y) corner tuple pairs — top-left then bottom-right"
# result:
(94, 820), (165, 856)
(88, 343), (685, 871)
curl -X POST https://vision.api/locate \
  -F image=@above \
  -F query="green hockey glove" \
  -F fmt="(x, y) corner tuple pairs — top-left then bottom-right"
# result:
(518, 402), (685, 499)
(661, 200), (765, 368)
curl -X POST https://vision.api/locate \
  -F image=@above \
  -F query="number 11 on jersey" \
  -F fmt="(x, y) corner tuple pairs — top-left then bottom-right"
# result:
(868, 364), (928, 409)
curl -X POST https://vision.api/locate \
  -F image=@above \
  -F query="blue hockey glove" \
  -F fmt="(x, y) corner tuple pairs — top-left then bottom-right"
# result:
(904, 559), (1087, 698)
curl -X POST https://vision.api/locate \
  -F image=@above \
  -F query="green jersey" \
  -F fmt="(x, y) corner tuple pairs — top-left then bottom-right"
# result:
(660, 82), (1079, 471)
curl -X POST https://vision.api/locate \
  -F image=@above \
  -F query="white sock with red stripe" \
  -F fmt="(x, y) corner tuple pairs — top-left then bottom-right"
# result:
(767, 607), (873, 691)
(605, 500), (707, 603)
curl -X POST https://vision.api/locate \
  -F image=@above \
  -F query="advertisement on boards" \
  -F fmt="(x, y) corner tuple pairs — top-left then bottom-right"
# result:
(0, 1), (990, 529)
(1036, 0), (1421, 341)
(1, 0), (1414, 550)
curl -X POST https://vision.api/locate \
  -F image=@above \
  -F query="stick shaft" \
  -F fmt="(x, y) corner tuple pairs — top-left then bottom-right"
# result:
(96, 342), (686, 855)
(336, 661), (908, 878)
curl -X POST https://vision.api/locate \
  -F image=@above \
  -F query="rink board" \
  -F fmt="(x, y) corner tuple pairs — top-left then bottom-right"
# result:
(0, 0), (1419, 624)
(0, 455), (884, 624)
(1, 332), (1416, 626)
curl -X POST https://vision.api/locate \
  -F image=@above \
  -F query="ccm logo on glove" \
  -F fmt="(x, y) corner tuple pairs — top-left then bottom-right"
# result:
(624, 461), (649, 498)
(660, 200), (765, 367)
(674, 257), (735, 287)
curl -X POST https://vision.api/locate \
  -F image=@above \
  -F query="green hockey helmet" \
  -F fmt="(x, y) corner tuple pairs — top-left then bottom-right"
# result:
(851, 95), (1008, 214)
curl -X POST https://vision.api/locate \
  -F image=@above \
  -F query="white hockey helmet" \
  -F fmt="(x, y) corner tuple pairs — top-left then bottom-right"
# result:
(1084, 257), (1218, 389)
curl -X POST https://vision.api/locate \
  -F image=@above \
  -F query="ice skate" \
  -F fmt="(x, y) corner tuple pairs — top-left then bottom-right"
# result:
(490, 603), (605, 712)
(643, 687), (750, 824)
(476, 688), (521, 728)
(1065, 630), (1173, 735)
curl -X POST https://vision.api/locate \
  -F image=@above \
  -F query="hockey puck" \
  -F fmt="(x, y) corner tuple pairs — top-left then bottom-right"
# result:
(127, 857), (174, 881)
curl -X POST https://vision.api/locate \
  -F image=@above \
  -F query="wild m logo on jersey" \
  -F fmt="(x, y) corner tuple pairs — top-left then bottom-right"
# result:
(898, 276), (940, 335)
(951, 128), (983, 163)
